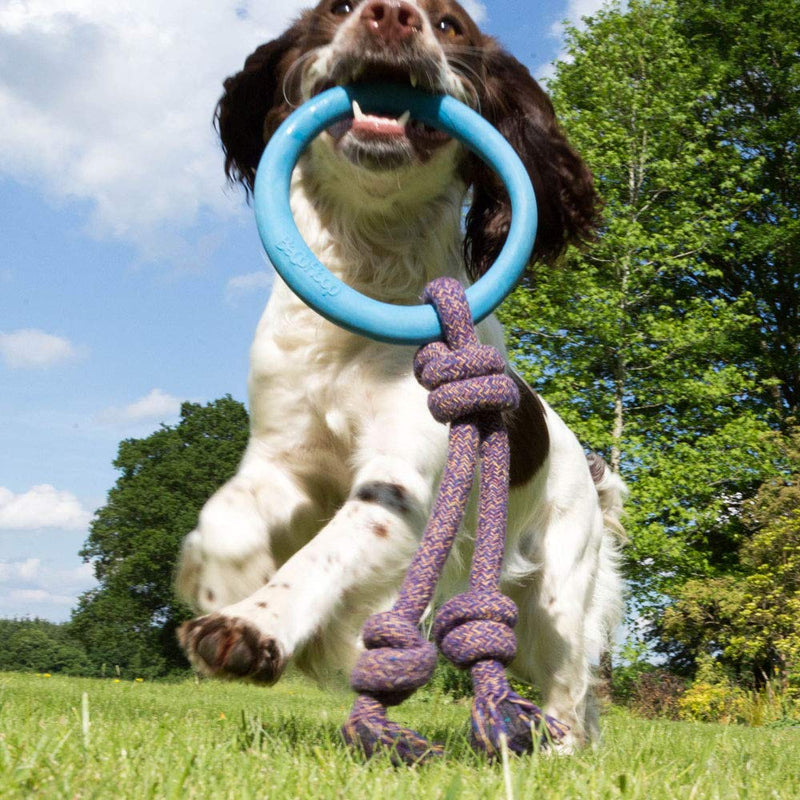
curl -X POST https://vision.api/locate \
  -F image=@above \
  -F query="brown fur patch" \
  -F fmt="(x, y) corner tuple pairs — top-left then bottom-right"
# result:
(503, 369), (550, 487)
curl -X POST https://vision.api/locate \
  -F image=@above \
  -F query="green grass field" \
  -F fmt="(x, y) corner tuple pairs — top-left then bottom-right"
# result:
(1, 671), (798, 799)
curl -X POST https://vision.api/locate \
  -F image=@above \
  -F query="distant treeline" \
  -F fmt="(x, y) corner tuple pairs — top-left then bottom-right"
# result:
(0, 618), (94, 676)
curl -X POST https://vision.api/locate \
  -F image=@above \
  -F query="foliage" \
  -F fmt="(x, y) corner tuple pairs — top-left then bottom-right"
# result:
(501, 0), (779, 631)
(678, 681), (747, 724)
(676, 655), (800, 726)
(427, 657), (473, 700)
(427, 657), (542, 705)
(676, 654), (747, 723)
(496, 0), (800, 693)
(70, 396), (249, 678)
(628, 671), (686, 720)
(0, 619), (90, 676)
(3, 672), (800, 799)
(661, 426), (800, 684)
(610, 636), (660, 704)
(676, 0), (800, 421)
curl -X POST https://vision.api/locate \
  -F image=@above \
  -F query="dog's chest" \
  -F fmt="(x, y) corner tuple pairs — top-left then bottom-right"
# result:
(249, 297), (424, 459)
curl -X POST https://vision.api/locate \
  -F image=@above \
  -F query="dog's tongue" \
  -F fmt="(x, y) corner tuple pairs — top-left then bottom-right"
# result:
(351, 113), (406, 138)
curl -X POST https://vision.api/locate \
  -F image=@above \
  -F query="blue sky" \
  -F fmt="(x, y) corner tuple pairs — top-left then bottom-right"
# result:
(0, 0), (605, 622)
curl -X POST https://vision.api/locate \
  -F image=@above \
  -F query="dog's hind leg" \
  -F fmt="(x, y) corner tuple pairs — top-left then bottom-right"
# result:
(506, 467), (612, 751)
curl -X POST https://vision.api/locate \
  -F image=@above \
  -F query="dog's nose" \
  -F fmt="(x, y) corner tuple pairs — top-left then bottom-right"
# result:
(360, 0), (422, 43)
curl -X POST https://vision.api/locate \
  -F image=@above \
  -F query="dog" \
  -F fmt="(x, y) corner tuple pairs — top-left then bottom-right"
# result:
(176, 0), (625, 750)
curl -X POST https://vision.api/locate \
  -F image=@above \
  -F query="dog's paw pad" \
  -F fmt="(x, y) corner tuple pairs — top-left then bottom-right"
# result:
(178, 614), (284, 684)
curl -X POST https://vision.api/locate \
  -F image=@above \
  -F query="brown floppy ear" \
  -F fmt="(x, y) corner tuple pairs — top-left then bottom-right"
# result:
(464, 47), (598, 279)
(215, 17), (309, 194)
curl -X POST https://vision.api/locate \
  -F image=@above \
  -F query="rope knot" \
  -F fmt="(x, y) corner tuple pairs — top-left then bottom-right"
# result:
(433, 591), (518, 668)
(414, 341), (519, 424)
(349, 611), (437, 705)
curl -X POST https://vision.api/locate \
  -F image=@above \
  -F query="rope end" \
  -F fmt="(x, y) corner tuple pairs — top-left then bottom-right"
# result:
(342, 695), (443, 765)
(470, 690), (569, 758)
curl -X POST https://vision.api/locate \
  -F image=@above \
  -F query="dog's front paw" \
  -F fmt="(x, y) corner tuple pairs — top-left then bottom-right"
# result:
(178, 614), (285, 684)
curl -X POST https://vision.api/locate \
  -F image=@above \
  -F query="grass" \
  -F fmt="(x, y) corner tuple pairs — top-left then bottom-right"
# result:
(1, 671), (799, 799)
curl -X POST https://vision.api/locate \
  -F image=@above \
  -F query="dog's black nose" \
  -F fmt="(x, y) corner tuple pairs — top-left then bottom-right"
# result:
(360, 0), (422, 43)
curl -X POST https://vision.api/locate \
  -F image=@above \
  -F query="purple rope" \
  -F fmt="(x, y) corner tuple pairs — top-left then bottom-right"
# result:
(341, 278), (568, 763)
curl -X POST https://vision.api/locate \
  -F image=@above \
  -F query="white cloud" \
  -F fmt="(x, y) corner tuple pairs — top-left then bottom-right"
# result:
(0, 328), (78, 368)
(536, 0), (620, 81)
(225, 270), (274, 305)
(0, 485), (93, 530)
(95, 387), (184, 426)
(460, 1), (487, 23)
(0, 556), (97, 619)
(0, 1), (309, 262)
(0, 558), (41, 581)
(8, 588), (75, 606)
(552, 0), (613, 36)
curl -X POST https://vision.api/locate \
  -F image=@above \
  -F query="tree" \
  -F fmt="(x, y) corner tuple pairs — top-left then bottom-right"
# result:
(662, 427), (800, 686)
(646, 0), (800, 682)
(500, 0), (777, 624)
(71, 396), (249, 677)
(676, 0), (800, 423)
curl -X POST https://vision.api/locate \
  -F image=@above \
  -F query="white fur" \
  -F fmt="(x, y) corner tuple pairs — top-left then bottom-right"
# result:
(176, 0), (624, 750)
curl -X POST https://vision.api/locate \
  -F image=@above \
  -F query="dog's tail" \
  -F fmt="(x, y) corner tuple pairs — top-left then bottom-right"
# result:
(585, 453), (627, 656)
(587, 452), (627, 542)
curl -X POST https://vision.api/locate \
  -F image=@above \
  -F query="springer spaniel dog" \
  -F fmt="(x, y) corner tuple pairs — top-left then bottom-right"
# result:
(177, 0), (625, 750)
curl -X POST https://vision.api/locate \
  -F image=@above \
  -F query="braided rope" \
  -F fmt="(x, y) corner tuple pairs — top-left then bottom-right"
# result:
(341, 277), (567, 763)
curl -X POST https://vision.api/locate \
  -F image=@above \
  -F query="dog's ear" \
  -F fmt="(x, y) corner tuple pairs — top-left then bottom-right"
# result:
(464, 46), (598, 279)
(215, 17), (309, 194)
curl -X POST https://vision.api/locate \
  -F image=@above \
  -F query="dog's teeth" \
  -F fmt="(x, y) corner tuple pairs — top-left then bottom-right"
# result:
(397, 110), (411, 127)
(410, 73), (419, 88)
(352, 100), (365, 121)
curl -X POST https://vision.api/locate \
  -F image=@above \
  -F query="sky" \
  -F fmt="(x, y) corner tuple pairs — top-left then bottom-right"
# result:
(0, 0), (609, 622)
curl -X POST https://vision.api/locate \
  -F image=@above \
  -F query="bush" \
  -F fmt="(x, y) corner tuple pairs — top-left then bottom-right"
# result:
(679, 678), (800, 727)
(612, 638), (659, 704)
(426, 657), (473, 700)
(425, 657), (542, 705)
(678, 680), (747, 724)
(630, 670), (686, 720)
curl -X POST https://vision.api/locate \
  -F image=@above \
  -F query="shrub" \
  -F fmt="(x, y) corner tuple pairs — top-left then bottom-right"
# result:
(677, 680), (747, 724)
(630, 670), (686, 720)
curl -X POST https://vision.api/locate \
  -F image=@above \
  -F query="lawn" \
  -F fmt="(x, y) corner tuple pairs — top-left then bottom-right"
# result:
(1, 671), (798, 799)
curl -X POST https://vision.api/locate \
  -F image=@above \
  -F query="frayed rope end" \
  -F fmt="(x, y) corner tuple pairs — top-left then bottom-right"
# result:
(341, 695), (443, 766)
(470, 690), (569, 758)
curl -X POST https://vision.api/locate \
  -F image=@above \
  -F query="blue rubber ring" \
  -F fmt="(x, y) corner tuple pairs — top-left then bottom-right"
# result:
(253, 83), (537, 345)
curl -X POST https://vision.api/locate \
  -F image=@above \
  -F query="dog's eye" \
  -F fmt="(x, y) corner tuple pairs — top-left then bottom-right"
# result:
(330, 1), (354, 14)
(436, 16), (462, 37)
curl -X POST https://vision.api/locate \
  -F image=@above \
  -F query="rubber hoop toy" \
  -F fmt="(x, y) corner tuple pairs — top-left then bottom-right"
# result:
(253, 83), (538, 345)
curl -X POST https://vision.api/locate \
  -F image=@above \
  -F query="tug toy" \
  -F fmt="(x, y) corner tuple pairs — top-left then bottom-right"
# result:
(254, 83), (537, 345)
(254, 84), (567, 762)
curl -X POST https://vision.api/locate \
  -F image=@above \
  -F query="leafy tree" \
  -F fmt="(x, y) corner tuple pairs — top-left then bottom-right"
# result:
(676, 0), (800, 423)
(662, 427), (800, 686)
(500, 0), (777, 623)
(71, 396), (249, 677)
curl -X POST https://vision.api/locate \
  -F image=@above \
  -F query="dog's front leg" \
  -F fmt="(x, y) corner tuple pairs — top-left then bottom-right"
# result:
(178, 456), (436, 684)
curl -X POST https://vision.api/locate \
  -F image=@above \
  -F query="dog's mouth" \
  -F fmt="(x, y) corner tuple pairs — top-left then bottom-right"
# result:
(311, 61), (454, 169)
